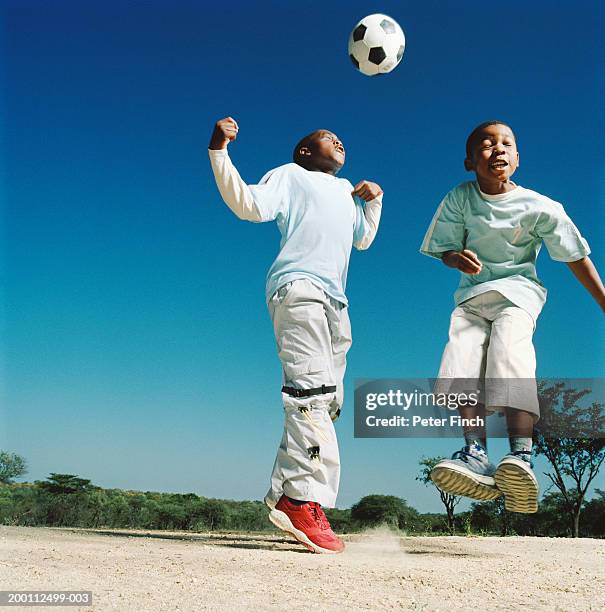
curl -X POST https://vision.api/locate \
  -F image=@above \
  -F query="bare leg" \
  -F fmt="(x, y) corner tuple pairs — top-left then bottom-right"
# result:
(504, 407), (534, 439)
(459, 403), (487, 448)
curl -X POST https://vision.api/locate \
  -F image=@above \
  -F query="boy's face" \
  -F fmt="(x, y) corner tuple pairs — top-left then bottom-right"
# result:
(464, 124), (519, 189)
(298, 130), (345, 175)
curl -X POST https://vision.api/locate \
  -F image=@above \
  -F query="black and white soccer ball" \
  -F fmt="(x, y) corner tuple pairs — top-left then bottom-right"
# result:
(348, 14), (405, 76)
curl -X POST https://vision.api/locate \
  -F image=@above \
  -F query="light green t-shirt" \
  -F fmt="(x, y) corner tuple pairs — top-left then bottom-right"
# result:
(420, 181), (591, 321)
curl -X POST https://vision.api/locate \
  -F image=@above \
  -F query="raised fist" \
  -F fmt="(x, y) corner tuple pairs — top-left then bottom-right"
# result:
(209, 117), (239, 150)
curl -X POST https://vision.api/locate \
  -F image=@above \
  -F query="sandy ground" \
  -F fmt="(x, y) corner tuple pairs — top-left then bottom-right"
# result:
(1, 526), (604, 611)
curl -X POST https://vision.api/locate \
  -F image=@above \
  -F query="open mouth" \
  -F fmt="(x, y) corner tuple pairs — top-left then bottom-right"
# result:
(489, 160), (508, 169)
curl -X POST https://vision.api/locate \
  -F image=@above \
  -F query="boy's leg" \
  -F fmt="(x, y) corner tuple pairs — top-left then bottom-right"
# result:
(324, 296), (352, 421)
(430, 302), (501, 501)
(265, 279), (342, 509)
(458, 403), (487, 449)
(486, 303), (539, 513)
(505, 406), (534, 447)
(265, 429), (287, 510)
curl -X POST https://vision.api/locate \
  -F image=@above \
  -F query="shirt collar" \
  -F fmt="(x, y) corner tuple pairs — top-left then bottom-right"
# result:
(476, 181), (519, 201)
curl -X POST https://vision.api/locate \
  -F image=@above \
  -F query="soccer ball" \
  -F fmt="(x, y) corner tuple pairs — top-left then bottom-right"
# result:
(348, 14), (405, 76)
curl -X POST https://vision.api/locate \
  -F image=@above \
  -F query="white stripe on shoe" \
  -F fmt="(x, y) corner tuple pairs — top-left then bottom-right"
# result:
(494, 456), (539, 513)
(431, 461), (502, 501)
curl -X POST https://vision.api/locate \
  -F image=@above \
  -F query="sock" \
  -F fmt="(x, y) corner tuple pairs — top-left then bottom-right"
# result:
(510, 437), (532, 454)
(464, 433), (487, 452)
(286, 496), (307, 506)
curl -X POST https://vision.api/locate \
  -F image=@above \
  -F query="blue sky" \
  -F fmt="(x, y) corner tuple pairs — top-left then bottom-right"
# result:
(1, 0), (604, 512)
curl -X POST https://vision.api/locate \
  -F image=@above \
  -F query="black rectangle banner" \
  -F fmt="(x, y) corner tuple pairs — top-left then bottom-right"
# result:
(354, 378), (605, 438)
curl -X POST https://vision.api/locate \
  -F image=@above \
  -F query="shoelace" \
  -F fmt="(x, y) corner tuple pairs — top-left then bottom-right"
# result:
(451, 448), (473, 463)
(452, 446), (487, 464)
(309, 503), (330, 530)
(511, 450), (533, 467)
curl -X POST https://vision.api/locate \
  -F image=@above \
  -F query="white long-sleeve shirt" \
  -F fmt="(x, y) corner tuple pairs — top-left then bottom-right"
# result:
(209, 148), (382, 304)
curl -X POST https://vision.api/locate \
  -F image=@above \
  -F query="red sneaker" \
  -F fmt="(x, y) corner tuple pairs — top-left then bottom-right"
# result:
(269, 495), (345, 554)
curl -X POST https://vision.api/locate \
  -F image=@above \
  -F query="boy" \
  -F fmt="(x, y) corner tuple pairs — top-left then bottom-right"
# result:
(420, 120), (605, 513)
(208, 117), (383, 551)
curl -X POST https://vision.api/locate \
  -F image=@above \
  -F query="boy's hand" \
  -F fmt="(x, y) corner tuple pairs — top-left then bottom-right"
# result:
(442, 250), (483, 275)
(352, 180), (383, 202)
(209, 117), (239, 150)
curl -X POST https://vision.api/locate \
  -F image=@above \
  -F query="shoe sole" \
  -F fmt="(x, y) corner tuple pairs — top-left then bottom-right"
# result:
(264, 495), (276, 511)
(494, 457), (539, 514)
(268, 509), (343, 554)
(431, 462), (501, 501)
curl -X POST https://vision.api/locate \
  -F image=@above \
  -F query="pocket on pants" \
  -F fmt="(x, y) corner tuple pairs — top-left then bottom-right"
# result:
(284, 398), (336, 449)
(270, 281), (295, 307)
(327, 307), (352, 358)
(283, 355), (330, 382)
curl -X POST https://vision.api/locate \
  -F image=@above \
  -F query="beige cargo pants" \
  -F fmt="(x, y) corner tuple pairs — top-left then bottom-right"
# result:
(265, 279), (352, 508)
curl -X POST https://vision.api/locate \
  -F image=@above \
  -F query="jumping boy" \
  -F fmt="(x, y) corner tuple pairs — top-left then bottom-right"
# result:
(208, 117), (383, 552)
(420, 120), (605, 513)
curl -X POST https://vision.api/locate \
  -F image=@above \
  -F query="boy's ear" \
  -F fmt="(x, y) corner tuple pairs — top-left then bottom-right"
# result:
(464, 157), (474, 172)
(298, 146), (311, 157)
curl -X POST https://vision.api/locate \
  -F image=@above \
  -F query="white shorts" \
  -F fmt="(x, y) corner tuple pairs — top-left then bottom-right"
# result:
(437, 291), (539, 419)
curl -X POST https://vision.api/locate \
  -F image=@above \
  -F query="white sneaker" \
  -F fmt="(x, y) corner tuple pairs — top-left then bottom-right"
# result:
(494, 452), (539, 513)
(263, 494), (277, 511)
(431, 444), (501, 501)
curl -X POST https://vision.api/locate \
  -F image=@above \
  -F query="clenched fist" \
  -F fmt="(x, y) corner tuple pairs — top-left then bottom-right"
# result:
(352, 180), (383, 202)
(209, 117), (239, 150)
(442, 250), (483, 275)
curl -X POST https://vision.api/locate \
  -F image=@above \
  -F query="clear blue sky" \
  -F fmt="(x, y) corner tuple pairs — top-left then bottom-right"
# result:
(1, 0), (604, 512)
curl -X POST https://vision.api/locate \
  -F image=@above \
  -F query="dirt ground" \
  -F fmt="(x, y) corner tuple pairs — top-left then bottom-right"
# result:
(1, 525), (604, 611)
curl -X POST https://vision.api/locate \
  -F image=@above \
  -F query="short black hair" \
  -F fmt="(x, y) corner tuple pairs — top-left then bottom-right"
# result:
(292, 131), (320, 164)
(465, 120), (516, 158)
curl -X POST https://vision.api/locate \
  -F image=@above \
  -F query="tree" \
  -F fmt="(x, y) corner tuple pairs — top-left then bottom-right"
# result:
(531, 491), (571, 536)
(33, 474), (100, 527)
(470, 497), (520, 536)
(324, 507), (352, 533)
(582, 489), (605, 537)
(197, 499), (228, 530)
(417, 456), (460, 535)
(350, 495), (417, 531)
(35, 473), (98, 495)
(0, 451), (28, 484)
(534, 381), (605, 537)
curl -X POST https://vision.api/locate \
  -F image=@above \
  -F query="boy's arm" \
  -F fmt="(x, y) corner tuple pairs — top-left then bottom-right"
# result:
(208, 117), (263, 222)
(420, 189), (466, 260)
(566, 257), (605, 313)
(352, 180), (383, 250)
